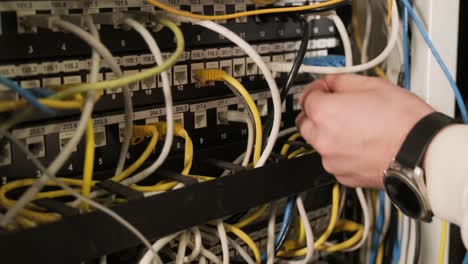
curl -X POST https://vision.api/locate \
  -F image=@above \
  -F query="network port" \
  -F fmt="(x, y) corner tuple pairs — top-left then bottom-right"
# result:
(173, 65), (188, 86)
(173, 113), (185, 127)
(233, 58), (246, 77)
(194, 111), (208, 129)
(26, 136), (45, 159)
(246, 58), (258, 76)
(217, 107), (229, 124)
(220, 60), (233, 75)
(59, 132), (77, 152)
(0, 142), (12, 166)
(94, 127), (107, 148)
(257, 99), (268, 117)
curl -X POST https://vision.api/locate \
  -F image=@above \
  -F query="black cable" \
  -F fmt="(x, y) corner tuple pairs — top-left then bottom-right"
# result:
(414, 220), (421, 264)
(262, 14), (311, 150)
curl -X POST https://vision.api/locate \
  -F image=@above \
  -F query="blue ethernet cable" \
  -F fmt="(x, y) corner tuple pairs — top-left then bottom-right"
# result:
(402, 6), (411, 90)
(0, 77), (55, 115)
(260, 196), (295, 263)
(399, 0), (468, 123)
(463, 252), (468, 264)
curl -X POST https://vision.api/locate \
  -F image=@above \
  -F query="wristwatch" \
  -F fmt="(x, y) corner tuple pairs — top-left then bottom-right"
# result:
(383, 112), (457, 222)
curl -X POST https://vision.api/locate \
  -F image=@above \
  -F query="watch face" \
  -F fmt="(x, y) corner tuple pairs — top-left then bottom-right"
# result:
(384, 170), (424, 219)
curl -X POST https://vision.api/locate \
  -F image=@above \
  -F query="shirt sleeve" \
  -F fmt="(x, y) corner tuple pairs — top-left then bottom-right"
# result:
(424, 124), (468, 248)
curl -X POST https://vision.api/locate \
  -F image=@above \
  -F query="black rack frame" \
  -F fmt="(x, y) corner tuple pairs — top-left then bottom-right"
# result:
(0, 154), (333, 264)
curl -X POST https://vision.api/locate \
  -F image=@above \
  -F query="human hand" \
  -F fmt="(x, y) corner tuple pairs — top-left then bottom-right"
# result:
(296, 74), (434, 188)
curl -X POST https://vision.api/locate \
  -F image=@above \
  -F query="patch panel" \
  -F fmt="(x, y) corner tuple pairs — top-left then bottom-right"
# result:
(2, 86), (304, 179)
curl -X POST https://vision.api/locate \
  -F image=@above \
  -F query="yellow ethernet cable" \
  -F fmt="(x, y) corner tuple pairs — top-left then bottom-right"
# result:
(196, 69), (262, 165)
(0, 98), (82, 112)
(132, 123), (194, 192)
(280, 133), (302, 156)
(146, 0), (345, 21)
(0, 16), (184, 131)
(278, 219), (363, 257)
(80, 120), (95, 212)
(224, 223), (261, 264)
(111, 125), (159, 182)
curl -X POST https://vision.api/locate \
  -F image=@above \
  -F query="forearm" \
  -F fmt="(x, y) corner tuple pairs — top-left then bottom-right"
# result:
(424, 124), (468, 247)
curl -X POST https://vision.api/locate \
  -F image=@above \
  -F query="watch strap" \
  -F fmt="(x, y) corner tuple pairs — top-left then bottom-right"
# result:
(396, 112), (456, 168)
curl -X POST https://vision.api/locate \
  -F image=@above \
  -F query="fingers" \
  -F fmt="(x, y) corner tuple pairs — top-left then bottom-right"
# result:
(295, 112), (317, 145)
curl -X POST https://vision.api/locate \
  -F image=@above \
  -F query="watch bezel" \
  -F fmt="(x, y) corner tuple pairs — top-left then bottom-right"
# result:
(384, 163), (433, 222)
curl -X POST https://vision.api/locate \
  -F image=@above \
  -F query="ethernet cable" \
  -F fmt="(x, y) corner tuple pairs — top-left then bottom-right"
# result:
(326, 12), (353, 67)
(50, 17), (133, 177)
(266, 203), (278, 264)
(262, 14), (310, 151)
(131, 123), (193, 192)
(360, 0), (373, 64)
(224, 222), (261, 264)
(225, 111), (254, 167)
(216, 220), (230, 264)
(176, 232), (189, 264)
(0, 97), (82, 112)
(0, 130), (160, 259)
(201, 226), (255, 264)
(270, 0), (399, 74)
(148, 0), (346, 21)
(196, 69), (262, 164)
(183, 227), (203, 263)
(398, 0), (468, 123)
(0, 16), (100, 225)
(400, 215), (410, 264)
(81, 18), (101, 211)
(0, 77), (55, 115)
(121, 17), (175, 186)
(288, 196), (315, 264)
(406, 219), (417, 264)
(0, 124), (159, 211)
(193, 20), (281, 170)
(463, 252), (468, 264)
(0, 16), (183, 132)
(438, 221), (448, 264)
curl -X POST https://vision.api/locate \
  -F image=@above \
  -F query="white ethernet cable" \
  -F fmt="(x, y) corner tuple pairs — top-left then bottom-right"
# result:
(0, 16), (101, 226)
(380, 194), (392, 244)
(361, 0), (373, 64)
(201, 226), (255, 264)
(185, 227), (203, 263)
(120, 17), (174, 186)
(176, 232), (189, 264)
(226, 111), (254, 167)
(288, 196), (315, 264)
(266, 203), (278, 264)
(0, 130), (160, 260)
(270, 0), (399, 74)
(50, 17), (133, 176)
(216, 220), (230, 264)
(344, 188), (370, 251)
(400, 215), (410, 264)
(407, 219), (417, 264)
